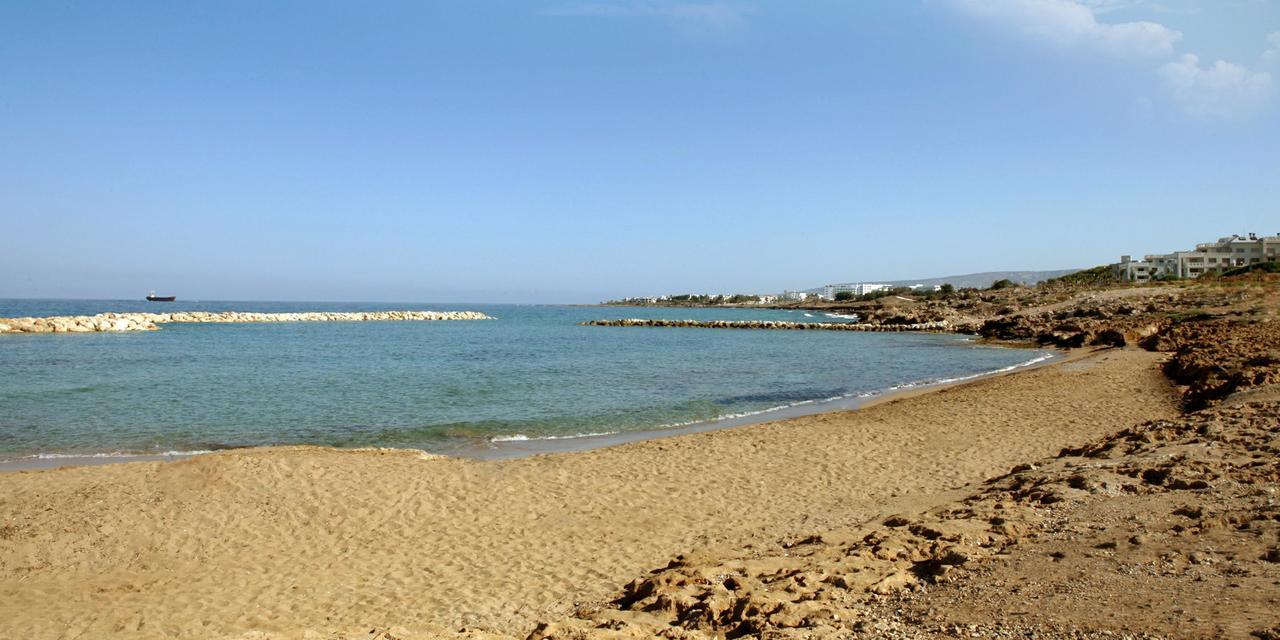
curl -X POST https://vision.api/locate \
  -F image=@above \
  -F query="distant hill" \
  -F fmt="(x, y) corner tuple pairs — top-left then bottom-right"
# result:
(808, 269), (1084, 292)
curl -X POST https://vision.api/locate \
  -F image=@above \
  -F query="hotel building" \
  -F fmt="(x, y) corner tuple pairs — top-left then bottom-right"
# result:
(1115, 233), (1280, 282)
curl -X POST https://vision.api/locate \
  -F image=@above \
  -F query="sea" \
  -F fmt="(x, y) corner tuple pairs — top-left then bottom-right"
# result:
(0, 299), (1055, 464)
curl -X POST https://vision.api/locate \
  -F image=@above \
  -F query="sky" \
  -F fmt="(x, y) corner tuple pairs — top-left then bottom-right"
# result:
(1, 0), (1277, 303)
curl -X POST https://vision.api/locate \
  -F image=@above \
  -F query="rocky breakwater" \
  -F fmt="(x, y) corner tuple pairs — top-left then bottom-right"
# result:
(0, 310), (495, 334)
(583, 318), (950, 332)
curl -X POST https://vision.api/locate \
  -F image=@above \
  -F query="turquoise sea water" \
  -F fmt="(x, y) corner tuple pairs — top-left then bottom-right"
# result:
(0, 299), (1052, 461)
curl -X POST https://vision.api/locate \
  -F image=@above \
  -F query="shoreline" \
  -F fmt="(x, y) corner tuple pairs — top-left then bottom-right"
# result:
(0, 343), (1063, 472)
(453, 345), (1064, 460)
(2, 277), (1271, 639)
(0, 345), (1179, 639)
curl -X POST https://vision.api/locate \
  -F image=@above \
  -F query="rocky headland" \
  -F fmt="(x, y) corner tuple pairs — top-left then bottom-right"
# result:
(0, 310), (495, 334)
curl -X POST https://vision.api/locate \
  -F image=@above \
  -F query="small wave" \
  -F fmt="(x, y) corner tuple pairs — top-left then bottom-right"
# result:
(893, 352), (1057, 388)
(5, 449), (215, 462)
(654, 352), (1058, 430)
(655, 404), (797, 430)
(929, 352), (1056, 383)
(824, 313), (860, 321)
(803, 313), (814, 317)
(653, 393), (855, 430)
(716, 388), (845, 405)
(486, 432), (616, 442)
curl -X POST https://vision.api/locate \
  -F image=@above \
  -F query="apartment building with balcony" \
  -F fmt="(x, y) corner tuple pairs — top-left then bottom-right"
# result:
(1115, 233), (1280, 282)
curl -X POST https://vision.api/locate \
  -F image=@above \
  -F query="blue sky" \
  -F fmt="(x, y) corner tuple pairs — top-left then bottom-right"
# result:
(2, 1), (1277, 302)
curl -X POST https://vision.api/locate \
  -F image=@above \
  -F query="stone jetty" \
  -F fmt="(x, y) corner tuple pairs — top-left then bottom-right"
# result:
(0, 310), (494, 334)
(582, 318), (950, 332)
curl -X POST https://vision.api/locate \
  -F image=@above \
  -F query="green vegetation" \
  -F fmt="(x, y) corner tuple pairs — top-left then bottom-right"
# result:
(1042, 265), (1119, 287)
(1220, 261), (1280, 277)
(833, 291), (856, 301)
(938, 283), (955, 296)
(989, 278), (1017, 290)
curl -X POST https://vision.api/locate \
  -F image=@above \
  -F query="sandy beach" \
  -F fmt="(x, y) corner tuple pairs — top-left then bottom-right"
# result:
(0, 346), (1179, 639)
(6, 1), (1278, 635)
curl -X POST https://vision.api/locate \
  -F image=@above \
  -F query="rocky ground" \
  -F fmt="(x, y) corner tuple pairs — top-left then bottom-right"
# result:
(844, 276), (1280, 410)
(526, 276), (1280, 639)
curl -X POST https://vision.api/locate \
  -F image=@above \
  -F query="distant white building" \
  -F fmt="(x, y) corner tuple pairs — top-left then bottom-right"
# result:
(821, 283), (890, 299)
(781, 290), (812, 301)
(1116, 233), (1280, 282)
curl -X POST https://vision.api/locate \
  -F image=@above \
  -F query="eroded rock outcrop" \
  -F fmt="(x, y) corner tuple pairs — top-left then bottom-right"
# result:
(1149, 316), (1280, 409)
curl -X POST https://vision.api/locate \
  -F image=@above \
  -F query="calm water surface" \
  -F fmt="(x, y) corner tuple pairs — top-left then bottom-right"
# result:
(0, 299), (1052, 460)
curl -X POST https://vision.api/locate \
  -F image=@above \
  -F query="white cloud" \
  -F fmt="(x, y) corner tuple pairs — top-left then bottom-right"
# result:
(948, 0), (1276, 119)
(947, 0), (1181, 58)
(1159, 53), (1274, 118)
(546, 2), (751, 32)
(1262, 31), (1280, 66)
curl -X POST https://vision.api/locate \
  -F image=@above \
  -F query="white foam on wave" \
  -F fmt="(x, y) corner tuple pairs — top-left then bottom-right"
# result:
(0, 449), (216, 464)
(654, 403), (803, 430)
(803, 313), (814, 317)
(654, 351), (1058, 430)
(36, 449), (214, 459)
(824, 313), (860, 320)
(489, 431), (616, 443)
(928, 352), (1056, 385)
(879, 352), (1057, 392)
